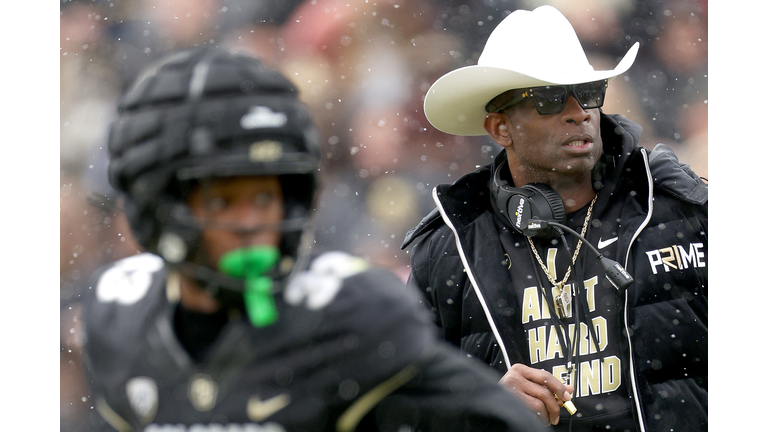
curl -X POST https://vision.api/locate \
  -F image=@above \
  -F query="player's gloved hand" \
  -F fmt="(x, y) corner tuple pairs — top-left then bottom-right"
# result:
(498, 363), (575, 426)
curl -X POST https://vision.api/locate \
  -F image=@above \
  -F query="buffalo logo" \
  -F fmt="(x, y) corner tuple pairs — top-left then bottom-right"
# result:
(249, 140), (283, 162)
(240, 106), (288, 129)
(188, 374), (218, 412)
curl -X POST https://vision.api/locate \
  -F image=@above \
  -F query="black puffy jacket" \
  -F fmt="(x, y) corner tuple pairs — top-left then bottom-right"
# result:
(402, 114), (707, 432)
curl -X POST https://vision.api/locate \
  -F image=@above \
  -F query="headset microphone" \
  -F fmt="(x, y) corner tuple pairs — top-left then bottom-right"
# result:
(491, 153), (633, 290)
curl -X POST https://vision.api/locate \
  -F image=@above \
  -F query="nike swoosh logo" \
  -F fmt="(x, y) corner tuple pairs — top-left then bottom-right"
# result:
(247, 393), (291, 422)
(597, 237), (618, 249)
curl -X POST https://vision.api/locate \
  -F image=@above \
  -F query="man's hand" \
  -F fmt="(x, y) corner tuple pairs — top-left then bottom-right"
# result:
(499, 363), (575, 426)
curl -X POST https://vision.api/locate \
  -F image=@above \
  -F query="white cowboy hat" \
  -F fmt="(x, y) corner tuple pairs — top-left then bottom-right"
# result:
(423, 5), (640, 136)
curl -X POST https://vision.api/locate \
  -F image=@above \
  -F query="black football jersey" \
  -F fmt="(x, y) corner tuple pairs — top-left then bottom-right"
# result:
(82, 252), (545, 432)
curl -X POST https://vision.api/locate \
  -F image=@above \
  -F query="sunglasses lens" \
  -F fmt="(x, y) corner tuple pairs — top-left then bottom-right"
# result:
(573, 81), (607, 109)
(531, 87), (568, 115)
(519, 80), (608, 115)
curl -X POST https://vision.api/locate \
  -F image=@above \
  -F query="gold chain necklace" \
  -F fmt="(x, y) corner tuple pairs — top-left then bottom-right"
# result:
(526, 193), (598, 318)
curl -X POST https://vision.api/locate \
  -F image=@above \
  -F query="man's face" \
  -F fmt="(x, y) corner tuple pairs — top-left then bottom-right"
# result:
(502, 91), (603, 184)
(187, 176), (285, 267)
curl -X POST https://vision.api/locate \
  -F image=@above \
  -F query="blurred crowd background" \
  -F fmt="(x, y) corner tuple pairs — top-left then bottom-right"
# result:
(60, 0), (707, 430)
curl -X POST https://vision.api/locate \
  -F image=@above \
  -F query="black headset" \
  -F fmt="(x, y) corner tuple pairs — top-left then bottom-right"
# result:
(491, 153), (567, 237)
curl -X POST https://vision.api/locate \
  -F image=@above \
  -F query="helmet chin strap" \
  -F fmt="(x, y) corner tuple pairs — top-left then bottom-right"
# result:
(218, 246), (281, 328)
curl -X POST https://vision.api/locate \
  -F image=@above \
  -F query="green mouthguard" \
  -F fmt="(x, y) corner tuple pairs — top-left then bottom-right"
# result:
(218, 246), (281, 328)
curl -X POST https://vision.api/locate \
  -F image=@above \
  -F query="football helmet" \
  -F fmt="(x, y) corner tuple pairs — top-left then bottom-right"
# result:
(107, 46), (321, 311)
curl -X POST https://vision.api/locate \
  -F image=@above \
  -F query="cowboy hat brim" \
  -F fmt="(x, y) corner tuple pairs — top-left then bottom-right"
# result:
(423, 42), (639, 136)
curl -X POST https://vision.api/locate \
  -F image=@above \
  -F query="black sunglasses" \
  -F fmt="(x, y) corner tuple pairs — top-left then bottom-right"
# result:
(490, 80), (608, 115)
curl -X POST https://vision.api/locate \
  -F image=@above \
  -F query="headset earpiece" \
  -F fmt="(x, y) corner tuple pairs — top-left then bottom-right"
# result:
(490, 152), (634, 289)
(491, 155), (566, 237)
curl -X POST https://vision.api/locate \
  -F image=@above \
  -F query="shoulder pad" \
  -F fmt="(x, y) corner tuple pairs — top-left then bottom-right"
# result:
(400, 207), (444, 250)
(648, 143), (708, 205)
(283, 252), (369, 310)
(94, 253), (165, 305)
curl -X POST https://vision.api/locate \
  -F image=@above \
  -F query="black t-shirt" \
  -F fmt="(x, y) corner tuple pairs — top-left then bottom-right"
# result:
(494, 198), (637, 432)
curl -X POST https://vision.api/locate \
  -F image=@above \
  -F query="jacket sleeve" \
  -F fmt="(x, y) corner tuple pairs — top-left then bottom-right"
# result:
(402, 207), (444, 320)
(406, 232), (439, 323)
(406, 226), (473, 351)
